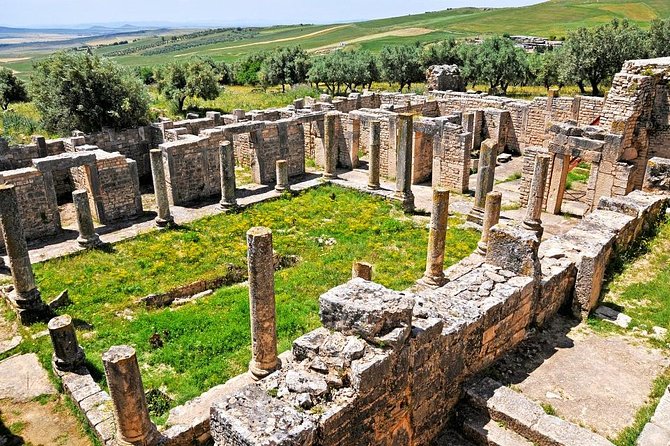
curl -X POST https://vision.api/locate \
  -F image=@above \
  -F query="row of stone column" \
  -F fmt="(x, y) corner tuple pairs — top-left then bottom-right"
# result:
(322, 113), (415, 212)
(150, 144), (293, 226)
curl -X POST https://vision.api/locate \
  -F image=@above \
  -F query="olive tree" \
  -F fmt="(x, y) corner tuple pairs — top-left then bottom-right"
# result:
(30, 52), (149, 133)
(156, 59), (221, 112)
(261, 47), (310, 92)
(0, 67), (27, 110)
(379, 45), (424, 92)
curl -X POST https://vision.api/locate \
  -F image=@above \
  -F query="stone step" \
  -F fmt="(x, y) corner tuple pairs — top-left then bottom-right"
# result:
(459, 406), (535, 446)
(464, 377), (614, 446)
(433, 428), (478, 446)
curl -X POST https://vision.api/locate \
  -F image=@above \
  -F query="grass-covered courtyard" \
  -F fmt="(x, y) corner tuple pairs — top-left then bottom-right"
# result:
(1, 185), (479, 424)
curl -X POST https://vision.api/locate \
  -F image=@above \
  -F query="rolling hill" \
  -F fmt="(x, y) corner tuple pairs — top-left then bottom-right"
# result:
(1, 0), (669, 76)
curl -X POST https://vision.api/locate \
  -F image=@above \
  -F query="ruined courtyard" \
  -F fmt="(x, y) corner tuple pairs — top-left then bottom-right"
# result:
(1, 56), (670, 446)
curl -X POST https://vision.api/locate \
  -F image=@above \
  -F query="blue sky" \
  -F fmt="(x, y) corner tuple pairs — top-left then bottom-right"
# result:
(2, 0), (545, 28)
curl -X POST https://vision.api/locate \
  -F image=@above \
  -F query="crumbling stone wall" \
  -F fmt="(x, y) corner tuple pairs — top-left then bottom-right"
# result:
(211, 175), (669, 445)
(0, 167), (60, 243)
(426, 65), (465, 92)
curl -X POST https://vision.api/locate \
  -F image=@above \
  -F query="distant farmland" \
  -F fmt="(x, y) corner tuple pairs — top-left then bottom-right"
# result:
(1, 0), (669, 76)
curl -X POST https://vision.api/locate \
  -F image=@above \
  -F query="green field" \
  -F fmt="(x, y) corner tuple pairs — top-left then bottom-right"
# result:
(2, 0), (669, 77)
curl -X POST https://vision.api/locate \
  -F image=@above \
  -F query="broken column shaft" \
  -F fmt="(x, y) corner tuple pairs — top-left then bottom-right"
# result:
(149, 149), (174, 227)
(72, 189), (101, 248)
(477, 191), (503, 255)
(323, 112), (338, 179)
(0, 184), (48, 323)
(368, 120), (381, 190)
(219, 141), (238, 210)
(48, 314), (85, 372)
(247, 227), (279, 380)
(352, 261), (373, 281)
(467, 139), (497, 226)
(523, 153), (551, 239)
(103, 345), (159, 446)
(421, 189), (450, 286)
(395, 114), (415, 212)
(275, 160), (289, 192)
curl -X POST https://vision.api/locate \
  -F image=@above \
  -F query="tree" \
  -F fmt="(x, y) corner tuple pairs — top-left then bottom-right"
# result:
(30, 52), (149, 133)
(156, 59), (221, 112)
(420, 38), (462, 69)
(308, 50), (379, 95)
(232, 52), (267, 86)
(261, 47), (310, 92)
(560, 19), (648, 96)
(528, 50), (562, 90)
(0, 67), (28, 110)
(379, 45), (424, 92)
(648, 19), (670, 58)
(476, 35), (528, 95)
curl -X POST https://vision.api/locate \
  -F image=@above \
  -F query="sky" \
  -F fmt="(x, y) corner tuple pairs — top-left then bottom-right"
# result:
(1, 0), (545, 28)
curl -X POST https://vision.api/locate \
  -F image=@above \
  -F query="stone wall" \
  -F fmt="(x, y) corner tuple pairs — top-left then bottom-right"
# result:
(0, 167), (60, 244)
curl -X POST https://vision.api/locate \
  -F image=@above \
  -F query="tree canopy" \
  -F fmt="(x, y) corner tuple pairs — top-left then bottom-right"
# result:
(261, 47), (310, 92)
(156, 58), (221, 112)
(379, 45), (424, 92)
(0, 67), (28, 111)
(30, 52), (149, 133)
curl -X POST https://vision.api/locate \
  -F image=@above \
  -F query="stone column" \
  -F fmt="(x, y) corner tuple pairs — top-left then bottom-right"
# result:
(352, 261), (372, 281)
(323, 112), (338, 179)
(467, 139), (497, 225)
(219, 141), (238, 211)
(275, 160), (289, 192)
(149, 149), (174, 227)
(72, 189), (101, 248)
(48, 315), (85, 372)
(0, 184), (48, 323)
(477, 191), (503, 255)
(420, 189), (450, 286)
(395, 114), (415, 212)
(368, 120), (381, 190)
(523, 153), (551, 239)
(546, 153), (570, 215)
(246, 227), (279, 380)
(103, 346), (159, 446)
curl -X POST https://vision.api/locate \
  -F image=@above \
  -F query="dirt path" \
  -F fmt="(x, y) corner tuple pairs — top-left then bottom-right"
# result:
(310, 27), (435, 53)
(176, 25), (351, 57)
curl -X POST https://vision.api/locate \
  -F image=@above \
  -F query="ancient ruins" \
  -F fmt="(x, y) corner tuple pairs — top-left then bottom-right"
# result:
(1, 57), (670, 445)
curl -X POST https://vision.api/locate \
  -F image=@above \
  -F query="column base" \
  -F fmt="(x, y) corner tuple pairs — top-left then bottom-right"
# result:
(466, 206), (485, 227)
(322, 173), (337, 180)
(475, 241), (488, 256)
(249, 358), (280, 381)
(417, 274), (448, 289)
(115, 423), (161, 446)
(7, 289), (51, 325)
(394, 192), (415, 213)
(77, 234), (102, 249)
(155, 216), (175, 227)
(52, 348), (86, 373)
(367, 184), (380, 191)
(218, 202), (239, 213)
(274, 185), (290, 193)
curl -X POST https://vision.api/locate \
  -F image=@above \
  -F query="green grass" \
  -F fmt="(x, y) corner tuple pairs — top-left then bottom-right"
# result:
(566, 162), (591, 191)
(6, 185), (478, 422)
(541, 402), (558, 416)
(2, 0), (669, 76)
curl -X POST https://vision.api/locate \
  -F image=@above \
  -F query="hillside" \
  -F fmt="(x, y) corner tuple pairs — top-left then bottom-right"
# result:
(1, 0), (669, 76)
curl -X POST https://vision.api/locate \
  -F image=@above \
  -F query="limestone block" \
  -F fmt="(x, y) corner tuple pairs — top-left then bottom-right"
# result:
(319, 278), (414, 344)
(485, 222), (541, 278)
(643, 157), (670, 193)
(210, 384), (316, 446)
